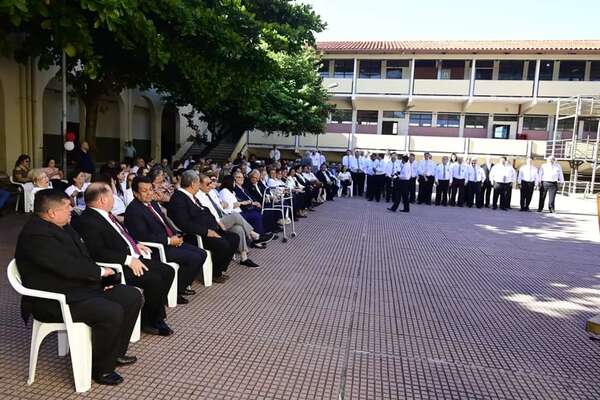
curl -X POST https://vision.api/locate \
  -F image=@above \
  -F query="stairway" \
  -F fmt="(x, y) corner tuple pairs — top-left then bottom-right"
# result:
(201, 142), (237, 164)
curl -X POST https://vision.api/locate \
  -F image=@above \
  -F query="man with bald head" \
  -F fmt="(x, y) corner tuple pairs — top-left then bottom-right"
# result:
(537, 156), (564, 213)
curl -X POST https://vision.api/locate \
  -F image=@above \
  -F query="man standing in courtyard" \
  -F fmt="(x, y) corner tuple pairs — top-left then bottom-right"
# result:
(538, 156), (564, 213)
(518, 156), (538, 211)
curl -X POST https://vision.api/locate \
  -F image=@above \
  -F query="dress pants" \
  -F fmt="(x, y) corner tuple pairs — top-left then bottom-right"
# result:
(492, 183), (508, 209)
(193, 232), (239, 274)
(408, 177), (417, 203)
(366, 175), (374, 200)
(435, 180), (450, 206)
(390, 179), (410, 212)
(538, 181), (558, 211)
(418, 176), (434, 204)
(450, 179), (465, 206)
(384, 176), (393, 202)
(241, 208), (265, 234)
(124, 258), (174, 327)
(31, 285), (142, 375)
(519, 181), (535, 210)
(221, 213), (255, 253)
(341, 180), (352, 196)
(372, 174), (384, 202)
(466, 181), (481, 207)
(505, 184), (513, 208)
(355, 172), (365, 196)
(481, 180), (493, 207)
(165, 243), (205, 291)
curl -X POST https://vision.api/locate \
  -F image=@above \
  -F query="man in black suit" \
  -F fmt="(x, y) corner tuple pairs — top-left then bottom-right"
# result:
(480, 156), (494, 208)
(167, 170), (238, 282)
(124, 176), (204, 305)
(75, 183), (175, 336)
(15, 189), (141, 385)
(315, 163), (338, 201)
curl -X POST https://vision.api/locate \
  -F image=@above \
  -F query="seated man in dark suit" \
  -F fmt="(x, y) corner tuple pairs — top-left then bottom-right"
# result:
(315, 163), (338, 201)
(124, 176), (205, 305)
(75, 183), (175, 336)
(15, 189), (142, 386)
(167, 170), (238, 283)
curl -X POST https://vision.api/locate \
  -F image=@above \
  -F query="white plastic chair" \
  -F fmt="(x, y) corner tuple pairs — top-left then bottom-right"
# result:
(9, 176), (26, 212)
(337, 181), (353, 198)
(7, 259), (92, 393)
(96, 263), (141, 343)
(138, 242), (179, 308)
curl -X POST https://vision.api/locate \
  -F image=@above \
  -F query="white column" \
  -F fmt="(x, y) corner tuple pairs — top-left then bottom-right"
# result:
(458, 114), (466, 138)
(409, 58), (415, 97)
(552, 61), (560, 81)
(350, 108), (357, 149)
(533, 59), (541, 97)
(517, 115), (524, 136)
(487, 114), (494, 138)
(352, 58), (358, 96)
(377, 110), (383, 135)
(585, 61), (592, 81)
(469, 59), (476, 97)
(492, 61), (499, 80)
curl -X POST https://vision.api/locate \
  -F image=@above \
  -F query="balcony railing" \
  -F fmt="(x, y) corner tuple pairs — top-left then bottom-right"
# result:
(322, 78), (353, 94)
(355, 79), (410, 95)
(538, 81), (600, 97)
(413, 79), (470, 96)
(474, 80), (534, 97)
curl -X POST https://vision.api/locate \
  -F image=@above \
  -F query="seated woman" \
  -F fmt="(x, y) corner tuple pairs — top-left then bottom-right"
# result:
(337, 165), (353, 197)
(149, 168), (173, 204)
(289, 166), (313, 212)
(221, 174), (267, 235)
(65, 169), (90, 214)
(12, 154), (34, 212)
(282, 168), (307, 218)
(29, 169), (53, 211)
(42, 158), (68, 191)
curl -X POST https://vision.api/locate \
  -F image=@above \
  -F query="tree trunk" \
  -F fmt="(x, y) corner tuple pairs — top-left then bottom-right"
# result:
(82, 95), (100, 152)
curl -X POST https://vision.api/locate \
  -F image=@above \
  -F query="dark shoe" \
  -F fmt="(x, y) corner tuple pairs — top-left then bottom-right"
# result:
(141, 325), (159, 335)
(177, 295), (189, 305)
(182, 288), (196, 296)
(549, 208), (555, 213)
(93, 372), (123, 386)
(157, 320), (174, 336)
(492, 206), (497, 210)
(387, 207), (396, 212)
(116, 355), (137, 366)
(213, 274), (229, 283)
(241, 259), (261, 268)
(250, 241), (267, 249)
(401, 209), (409, 213)
(537, 209), (543, 212)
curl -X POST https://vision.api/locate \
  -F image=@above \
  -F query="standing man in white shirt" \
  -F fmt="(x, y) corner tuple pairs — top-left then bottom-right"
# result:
(537, 156), (564, 213)
(434, 156), (452, 206)
(408, 153), (418, 204)
(518, 156), (538, 211)
(388, 155), (411, 213)
(269, 145), (281, 163)
(490, 157), (510, 210)
(365, 153), (376, 201)
(504, 159), (517, 209)
(417, 152), (436, 205)
(449, 156), (467, 207)
(310, 150), (321, 173)
(384, 153), (398, 203)
(372, 153), (386, 202)
(480, 156), (494, 208)
(466, 158), (483, 208)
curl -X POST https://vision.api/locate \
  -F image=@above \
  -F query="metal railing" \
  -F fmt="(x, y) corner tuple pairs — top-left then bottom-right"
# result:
(547, 139), (599, 161)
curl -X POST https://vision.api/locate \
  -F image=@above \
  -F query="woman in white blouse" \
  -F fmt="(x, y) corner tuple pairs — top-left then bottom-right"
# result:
(218, 175), (248, 214)
(337, 166), (353, 197)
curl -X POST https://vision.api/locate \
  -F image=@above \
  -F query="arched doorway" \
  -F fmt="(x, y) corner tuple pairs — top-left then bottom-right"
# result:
(161, 105), (177, 161)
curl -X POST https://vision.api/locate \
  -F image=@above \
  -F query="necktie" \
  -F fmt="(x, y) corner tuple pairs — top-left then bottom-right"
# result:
(391, 162), (396, 175)
(146, 203), (174, 236)
(207, 195), (224, 219)
(108, 212), (141, 255)
(443, 165), (446, 180)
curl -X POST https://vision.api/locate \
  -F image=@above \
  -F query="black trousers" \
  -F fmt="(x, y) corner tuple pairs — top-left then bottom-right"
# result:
(165, 243), (205, 291)
(435, 180), (450, 206)
(124, 258), (174, 327)
(384, 176), (393, 202)
(409, 177), (417, 203)
(450, 179), (465, 206)
(481, 181), (493, 207)
(466, 181), (481, 207)
(355, 172), (365, 196)
(520, 181), (535, 210)
(197, 231), (239, 274)
(417, 176), (434, 204)
(341, 180), (352, 196)
(324, 183), (337, 200)
(492, 182), (509, 209)
(390, 179), (410, 212)
(506, 184), (513, 208)
(538, 181), (558, 211)
(367, 175), (383, 201)
(31, 285), (142, 375)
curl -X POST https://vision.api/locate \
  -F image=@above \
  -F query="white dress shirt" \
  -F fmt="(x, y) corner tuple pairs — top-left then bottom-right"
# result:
(538, 162), (565, 183)
(467, 165), (484, 183)
(451, 163), (467, 180)
(384, 160), (399, 177)
(397, 162), (412, 180)
(342, 155), (359, 171)
(310, 153), (321, 167)
(409, 161), (418, 178)
(89, 207), (142, 266)
(269, 149), (281, 161)
(196, 191), (223, 222)
(434, 163), (452, 183)
(364, 159), (375, 175)
(65, 183), (90, 211)
(518, 164), (538, 184)
(373, 159), (385, 175)
(357, 156), (368, 173)
(219, 188), (241, 214)
(418, 159), (436, 177)
(490, 164), (514, 184)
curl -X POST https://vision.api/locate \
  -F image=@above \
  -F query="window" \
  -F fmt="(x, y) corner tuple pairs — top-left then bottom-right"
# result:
(330, 109), (353, 124)
(590, 61), (600, 81)
(436, 113), (460, 128)
(526, 60), (536, 81)
(414, 60), (437, 79)
(583, 119), (599, 133)
(409, 113), (432, 127)
(333, 60), (354, 78)
(539, 60), (554, 80)
(382, 111), (405, 118)
(494, 114), (518, 122)
(465, 114), (488, 129)
(386, 60), (407, 79)
(382, 121), (398, 135)
(359, 60), (382, 79)
(475, 60), (494, 80)
(498, 61), (524, 80)
(319, 60), (330, 78)
(523, 116), (548, 131)
(559, 61), (585, 81)
(357, 110), (378, 125)
(557, 117), (575, 131)
(440, 60), (465, 80)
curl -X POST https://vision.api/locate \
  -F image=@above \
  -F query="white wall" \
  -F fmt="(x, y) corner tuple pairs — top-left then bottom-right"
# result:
(132, 105), (151, 140)
(42, 88), (80, 135)
(96, 100), (120, 138)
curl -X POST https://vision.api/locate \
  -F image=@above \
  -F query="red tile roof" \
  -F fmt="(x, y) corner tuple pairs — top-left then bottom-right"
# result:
(316, 40), (600, 54)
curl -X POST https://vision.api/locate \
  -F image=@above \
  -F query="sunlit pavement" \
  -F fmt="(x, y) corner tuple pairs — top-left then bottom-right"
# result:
(1, 192), (600, 399)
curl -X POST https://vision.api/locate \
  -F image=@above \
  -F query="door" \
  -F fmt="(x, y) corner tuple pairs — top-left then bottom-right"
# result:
(493, 124), (510, 139)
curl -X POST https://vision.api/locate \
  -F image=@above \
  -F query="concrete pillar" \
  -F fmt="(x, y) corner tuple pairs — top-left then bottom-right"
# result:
(151, 103), (164, 160)
(585, 61), (592, 81)
(552, 61), (560, 81)
(517, 115), (524, 135)
(458, 114), (466, 138)
(119, 89), (134, 160)
(377, 110), (383, 134)
(487, 114), (494, 138)
(492, 61), (499, 80)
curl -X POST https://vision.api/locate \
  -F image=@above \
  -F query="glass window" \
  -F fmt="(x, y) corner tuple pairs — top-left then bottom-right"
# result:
(414, 60), (437, 79)
(526, 60), (536, 81)
(382, 111), (405, 119)
(559, 61), (585, 81)
(557, 117), (575, 130)
(409, 112), (432, 127)
(359, 60), (382, 79)
(333, 60), (354, 78)
(590, 61), (600, 81)
(583, 119), (599, 133)
(330, 109), (353, 124)
(498, 61), (524, 80)
(319, 60), (330, 78)
(539, 60), (554, 80)
(494, 114), (518, 122)
(440, 60), (465, 80)
(436, 113), (460, 128)
(475, 60), (494, 80)
(523, 116), (548, 131)
(357, 110), (378, 125)
(382, 121), (398, 135)
(386, 60), (408, 79)
(465, 114), (488, 129)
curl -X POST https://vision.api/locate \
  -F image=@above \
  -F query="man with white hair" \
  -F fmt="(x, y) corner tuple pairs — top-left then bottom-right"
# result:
(537, 156), (564, 213)
(518, 156), (538, 211)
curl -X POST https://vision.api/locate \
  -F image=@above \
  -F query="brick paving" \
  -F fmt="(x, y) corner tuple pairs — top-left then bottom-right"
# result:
(1, 196), (600, 399)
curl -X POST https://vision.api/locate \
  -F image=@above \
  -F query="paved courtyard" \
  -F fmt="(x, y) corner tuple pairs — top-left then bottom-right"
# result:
(1, 194), (600, 399)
